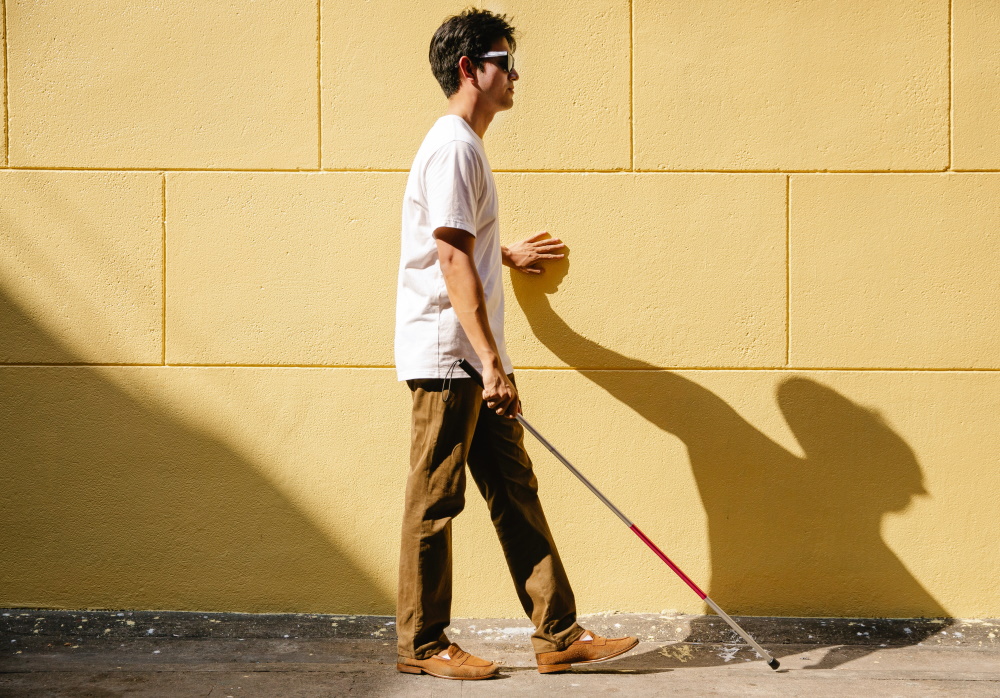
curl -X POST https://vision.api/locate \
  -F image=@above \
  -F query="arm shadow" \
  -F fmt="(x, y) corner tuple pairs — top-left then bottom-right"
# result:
(511, 253), (951, 670)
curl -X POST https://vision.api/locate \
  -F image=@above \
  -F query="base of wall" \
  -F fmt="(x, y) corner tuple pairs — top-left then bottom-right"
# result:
(2, 610), (996, 648)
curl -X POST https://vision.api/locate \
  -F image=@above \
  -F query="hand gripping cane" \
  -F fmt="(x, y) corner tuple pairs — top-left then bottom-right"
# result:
(457, 359), (780, 670)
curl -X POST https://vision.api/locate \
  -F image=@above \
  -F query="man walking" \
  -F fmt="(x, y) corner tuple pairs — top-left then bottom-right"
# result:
(394, 8), (638, 681)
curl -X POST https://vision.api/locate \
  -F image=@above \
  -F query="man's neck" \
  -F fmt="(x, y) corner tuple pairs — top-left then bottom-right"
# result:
(445, 95), (495, 140)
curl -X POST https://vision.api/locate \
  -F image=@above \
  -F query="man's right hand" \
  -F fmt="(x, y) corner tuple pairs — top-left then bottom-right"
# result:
(482, 363), (519, 418)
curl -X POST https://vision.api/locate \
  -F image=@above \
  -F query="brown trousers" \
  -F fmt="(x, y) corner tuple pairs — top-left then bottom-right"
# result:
(396, 375), (584, 659)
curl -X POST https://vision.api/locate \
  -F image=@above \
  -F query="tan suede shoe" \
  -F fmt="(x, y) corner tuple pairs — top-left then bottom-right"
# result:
(535, 630), (639, 674)
(396, 643), (499, 680)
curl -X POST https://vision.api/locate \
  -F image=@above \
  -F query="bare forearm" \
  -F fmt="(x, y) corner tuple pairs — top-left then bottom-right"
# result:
(434, 227), (517, 416)
(440, 252), (503, 369)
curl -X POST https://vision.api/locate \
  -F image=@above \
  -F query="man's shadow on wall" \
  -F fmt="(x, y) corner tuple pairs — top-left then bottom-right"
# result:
(511, 250), (951, 670)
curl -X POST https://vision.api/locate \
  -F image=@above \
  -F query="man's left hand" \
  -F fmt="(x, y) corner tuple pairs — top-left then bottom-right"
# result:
(502, 231), (565, 274)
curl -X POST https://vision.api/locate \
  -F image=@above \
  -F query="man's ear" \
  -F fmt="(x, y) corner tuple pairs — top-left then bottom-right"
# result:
(457, 55), (478, 85)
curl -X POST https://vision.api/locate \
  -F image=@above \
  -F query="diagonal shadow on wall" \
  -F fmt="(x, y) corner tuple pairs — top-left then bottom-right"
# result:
(511, 254), (951, 669)
(0, 289), (392, 616)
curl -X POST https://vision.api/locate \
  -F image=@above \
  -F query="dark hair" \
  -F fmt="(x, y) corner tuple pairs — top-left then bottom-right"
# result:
(429, 8), (517, 98)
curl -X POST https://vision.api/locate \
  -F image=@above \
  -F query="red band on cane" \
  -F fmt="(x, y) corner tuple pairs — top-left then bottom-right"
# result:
(629, 525), (707, 600)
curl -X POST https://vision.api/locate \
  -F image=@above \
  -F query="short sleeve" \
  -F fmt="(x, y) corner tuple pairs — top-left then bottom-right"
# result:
(424, 140), (484, 236)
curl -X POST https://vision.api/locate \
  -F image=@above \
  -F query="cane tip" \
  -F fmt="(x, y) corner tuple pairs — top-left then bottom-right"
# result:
(767, 658), (780, 670)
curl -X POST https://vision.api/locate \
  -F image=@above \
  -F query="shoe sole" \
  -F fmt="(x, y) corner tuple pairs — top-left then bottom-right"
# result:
(396, 663), (498, 680)
(537, 638), (640, 674)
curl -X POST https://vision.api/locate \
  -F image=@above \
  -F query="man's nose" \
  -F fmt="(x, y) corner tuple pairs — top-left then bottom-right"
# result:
(510, 68), (519, 80)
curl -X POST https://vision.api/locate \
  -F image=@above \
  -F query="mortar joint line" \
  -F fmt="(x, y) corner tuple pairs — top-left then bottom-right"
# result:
(316, 0), (322, 170)
(516, 366), (1000, 373)
(3, 363), (998, 373)
(1, 363), (167, 368)
(4, 166), (999, 174)
(628, 0), (634, 172)
(948, 0), (953, 171)
(161, 172), (167, 366)
(3, 0), (8, 166)
(785, 175), (791, 367)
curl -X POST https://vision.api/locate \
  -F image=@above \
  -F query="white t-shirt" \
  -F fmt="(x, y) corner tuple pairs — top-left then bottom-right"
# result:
(395, 115), (513, 381)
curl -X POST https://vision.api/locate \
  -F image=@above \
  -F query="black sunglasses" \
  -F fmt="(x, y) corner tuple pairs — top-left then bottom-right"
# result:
(476, 51), (515, 73)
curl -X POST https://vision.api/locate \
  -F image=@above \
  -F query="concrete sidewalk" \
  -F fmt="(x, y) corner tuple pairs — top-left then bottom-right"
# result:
(3, 611), (999, 696)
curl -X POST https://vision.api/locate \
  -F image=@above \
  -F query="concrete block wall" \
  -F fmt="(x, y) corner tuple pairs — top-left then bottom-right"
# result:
(2, 0), (998, 620)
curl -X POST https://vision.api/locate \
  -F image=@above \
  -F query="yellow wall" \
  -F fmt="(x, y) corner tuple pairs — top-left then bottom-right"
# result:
(2, 0), (999, 620)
